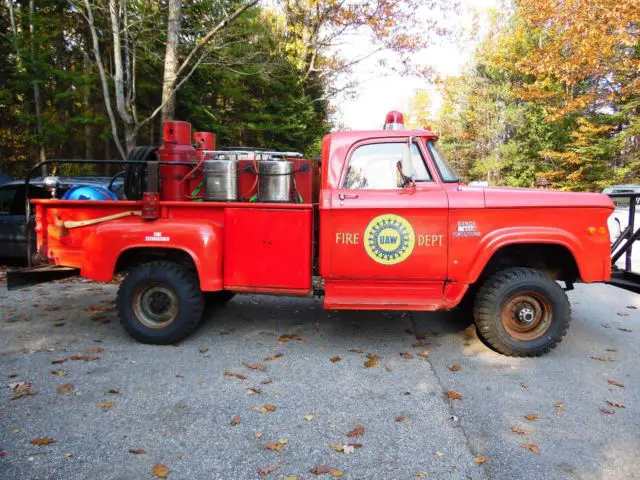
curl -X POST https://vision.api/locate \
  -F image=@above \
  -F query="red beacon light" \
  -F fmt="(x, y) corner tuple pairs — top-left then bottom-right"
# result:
(383, 110), (405, 130)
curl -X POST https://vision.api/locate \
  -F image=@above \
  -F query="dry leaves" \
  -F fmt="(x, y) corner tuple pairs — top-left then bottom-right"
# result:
(400, 352), (414, 359)
(56, 384), (74, 394)
(608, 379), (625, 388)
(51, 359), (67, 364)
(395, 415), (405, 422)
(31, 437), (55, 446)
(11, 382), (37, 400)
(106, 389), (120, 395)
(607, 400), (625, 408)
(257, 464), (278, 477)
(311, 465), (331, 475)
(70, 355), (100, 361)
(474, 455), (487, 464)
(346, 425), (364, 437)
(51, 369), (68, 377)
(129, 449), (145, 454)
(152, 464), (169, 478)
(244, 362), (266, 372)
(264, 353), (283, 362)
(230, 416), (241, 426)
(87, 347), (104, 354)
(330, 443), (362, 453)
(416, 351), (429, 359)
(618, 328), (633, 332)
(364, 353), (381, 368)
(0, 451), (6, 457)
(446, 390), (462, 401)
(264, 439), (287, 452)
(246, 387), (262, 395)
(511, 427), (527, 435)
(199, 347), (209, 354)
(524, 414), (539, 421)
(600, 408), (615, 415)
(331, 356), (341, 363)
(416, 472), (428, 478)
(303, 414), (315, 421)
(553, 402), (567, 409)
(224, 371), (247, 380)
(279, 334), (304, 343)
(260, 404), (277, 414)
(591, 356), (614, 362)
(449, 364), (463, 372)
(522, 443), (541, 455)
(97, 401), (114, 409)
(329, 469), (343, 478)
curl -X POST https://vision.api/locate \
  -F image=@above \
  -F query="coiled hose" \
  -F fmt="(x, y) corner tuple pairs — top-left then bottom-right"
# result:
(124, 146), (158, 200)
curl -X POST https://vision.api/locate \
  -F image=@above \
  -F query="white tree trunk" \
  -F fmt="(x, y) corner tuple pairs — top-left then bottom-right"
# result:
(161, 0), (182, 122)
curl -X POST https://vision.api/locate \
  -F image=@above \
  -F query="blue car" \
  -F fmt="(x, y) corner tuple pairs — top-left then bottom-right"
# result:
(0, 176), (123, 260)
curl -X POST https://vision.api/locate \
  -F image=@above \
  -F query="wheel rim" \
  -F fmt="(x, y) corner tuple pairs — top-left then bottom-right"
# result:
(501, 291), (552, 341)
(132, 283), (179, 329)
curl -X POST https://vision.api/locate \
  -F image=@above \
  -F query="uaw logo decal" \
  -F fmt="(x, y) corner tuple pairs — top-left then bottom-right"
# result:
(364, 214), (415, 265)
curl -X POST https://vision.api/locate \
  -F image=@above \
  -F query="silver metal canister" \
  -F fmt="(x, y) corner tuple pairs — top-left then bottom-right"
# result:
(203, 160), (238, 201)
(258, 160), (293, 202)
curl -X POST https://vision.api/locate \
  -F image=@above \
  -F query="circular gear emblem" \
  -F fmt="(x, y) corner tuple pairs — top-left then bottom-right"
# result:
(364, 214), (416, 265)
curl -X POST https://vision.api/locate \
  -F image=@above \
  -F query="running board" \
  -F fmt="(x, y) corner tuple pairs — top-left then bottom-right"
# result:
(608, 271), (640, 295)
(7, 265), (80, 290)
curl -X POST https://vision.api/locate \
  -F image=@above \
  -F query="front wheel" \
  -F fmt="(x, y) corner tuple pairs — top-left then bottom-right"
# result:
(473, 268), (571, 357)
(117, 261), (205, 344)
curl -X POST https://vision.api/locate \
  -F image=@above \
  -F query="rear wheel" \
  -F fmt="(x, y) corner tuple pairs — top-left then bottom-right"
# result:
(473, 267), (570, 357)
(117, 261), (204, 344)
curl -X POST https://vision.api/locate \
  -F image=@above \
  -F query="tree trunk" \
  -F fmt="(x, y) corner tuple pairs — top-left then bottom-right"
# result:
(28, 0), (46, 168)
(161, 0), (182, 122)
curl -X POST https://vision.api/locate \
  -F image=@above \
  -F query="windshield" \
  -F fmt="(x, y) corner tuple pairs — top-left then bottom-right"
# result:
(426, 141), (459, 183)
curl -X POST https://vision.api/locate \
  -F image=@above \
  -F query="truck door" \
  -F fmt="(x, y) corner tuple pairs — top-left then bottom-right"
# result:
(323, 138), (449, 309)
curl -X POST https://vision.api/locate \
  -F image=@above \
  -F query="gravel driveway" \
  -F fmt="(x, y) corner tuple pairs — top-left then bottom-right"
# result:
(1, 273), (639, 480)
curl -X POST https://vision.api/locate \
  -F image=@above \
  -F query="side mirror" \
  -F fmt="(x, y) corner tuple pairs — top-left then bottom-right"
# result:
(401, 139), (413, 178)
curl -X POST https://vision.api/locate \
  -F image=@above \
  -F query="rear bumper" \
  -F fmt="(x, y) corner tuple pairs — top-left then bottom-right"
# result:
(6, 264), (79, 290)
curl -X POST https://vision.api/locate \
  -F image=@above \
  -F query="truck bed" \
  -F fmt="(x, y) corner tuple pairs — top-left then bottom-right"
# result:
(32, 199), (314, 295)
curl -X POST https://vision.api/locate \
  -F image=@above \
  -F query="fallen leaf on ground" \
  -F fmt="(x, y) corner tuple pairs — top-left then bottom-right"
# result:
(51, 369), (67, 377)
(246, 387), (262, 395)
(446, 391), (462, 401)
(553, 402), (567, 409)
(605, 348), (618, 352)
(331, 356), (341, 363)
(331, 443), (362, 453)
(278, 334), (300, 343)
(522, 443), (541, 455)
(449, 364), (463, 372)
(618, 328), (633, 332)
(364, 353), (381, 368)
(152, 464), (169, 478)
(282, 476), (299, 480)
(97, 401), (113, 409)
(400, 352), (414, 359)
(260, 404), (277, 413)
(257, 464), (278, 477)
(264, 353), (283, 362)
(264, 439), (287, 452)
(591, 356), (614, 362)
(31, 437), (55, 446)
(56, 384), (74, 394)
(106, 389), (120, 394)
(311, 465), (331, 475)
(11, 382), (37, 400)
(474, 455), (487, 464)
(600, 408), (615, 414)
(51, 359), (67, 364)
(347, 425), (364, 437)
(416, 472), (428, 478)
(627, 305), (638, 309)
(199, 347), (208, 354)
(129, 449), (145, 454)
(416, 351), (429, 358)
(303, 414), (315, 421)
(348, 348), (365, 354)
(244, 362), (266, 372)
(261, 378), (273, 385)
(602, 323), (610, 328)
(230, 416), (241, 426)
(255, 431), (263, 439)
(607, 401), (625, 408)
(608, 379), (625, 388)
(70, 355), (100, 361)
(87, 347), (104, 354)
(330, 469), (343, 478)
(0, 451), (6, 457)
(435, 451), (444, 457)
(395, 415), (405, 422)
(524, 414), (539, 421)
(223, 371), (247, 380)
(511, 426), (527, 435)
(520, 383), (528, 389)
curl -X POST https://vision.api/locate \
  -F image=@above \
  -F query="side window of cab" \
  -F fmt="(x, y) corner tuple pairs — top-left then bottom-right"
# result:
(343, 142), (431, 190)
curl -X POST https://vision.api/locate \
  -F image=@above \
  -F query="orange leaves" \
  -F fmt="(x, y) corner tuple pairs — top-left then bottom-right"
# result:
(244, 362), (266, 372)
(128, 449), (145, 454)
(224, 371), (247, 380)
(264, 353), (283, 362)
(346, 425), (364, 438)
(11, 382), (37, 400)
(56, 383), (74, 394)
(522, 442), (541, 455)
(257, 404), (277, 414)
(524, 414), (539, 421)
(264, 439), (287, 452)
(608, 379), (625, 388)
(364, 353), (381, 368)
(257, 464), (278, 477)
(311, 465), (342, 476)
(31, 437), (55, 446)
(511, 427), (527, 436)
(97, 401), (114, 409)
(474, 455), (487, 464)
(399, 352), (414, 359)
(152, 464), (169, 478)
(70, 354), (100, 361)
(448, 364), (463, 372)
(446, 391), (462, 401)
(607, 401), (625, 408)
(230, 416), (241, 426)
(330, 356), (341, 363)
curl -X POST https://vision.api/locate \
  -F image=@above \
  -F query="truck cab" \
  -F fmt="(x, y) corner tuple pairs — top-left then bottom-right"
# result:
(7, 112), (615, 357)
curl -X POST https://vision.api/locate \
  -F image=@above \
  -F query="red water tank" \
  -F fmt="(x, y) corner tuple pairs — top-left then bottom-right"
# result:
(194, 131), (216, 155)
(157, 121), (196, 201)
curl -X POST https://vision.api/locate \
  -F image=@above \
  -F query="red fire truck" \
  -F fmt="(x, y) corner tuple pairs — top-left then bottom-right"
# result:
(7, 112), (619, 357)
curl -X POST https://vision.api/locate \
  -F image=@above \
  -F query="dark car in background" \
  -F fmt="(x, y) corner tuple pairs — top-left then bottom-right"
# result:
(0, 176), (124, 260)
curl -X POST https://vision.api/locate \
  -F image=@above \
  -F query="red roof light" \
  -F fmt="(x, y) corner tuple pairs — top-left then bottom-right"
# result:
(383, 111), (405, 130)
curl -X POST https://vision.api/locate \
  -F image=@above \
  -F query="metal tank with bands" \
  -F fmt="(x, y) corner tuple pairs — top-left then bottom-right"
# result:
(258, 160), (294, 202)
(203, 159), (238, 201)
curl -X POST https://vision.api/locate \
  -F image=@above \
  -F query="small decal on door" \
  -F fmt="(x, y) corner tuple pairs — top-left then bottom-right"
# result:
(145, 231), (170, 242)
(452, 221), (481, 237)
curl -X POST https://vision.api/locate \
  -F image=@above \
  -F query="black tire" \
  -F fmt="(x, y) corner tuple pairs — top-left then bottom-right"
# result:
(473, 267), (570, 357)
(204, 290), (236, 307)
(117, 261), (204, 344)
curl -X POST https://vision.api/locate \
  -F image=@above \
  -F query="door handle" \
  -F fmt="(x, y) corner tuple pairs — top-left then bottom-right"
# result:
(338, 193), (359, 201)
